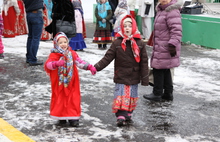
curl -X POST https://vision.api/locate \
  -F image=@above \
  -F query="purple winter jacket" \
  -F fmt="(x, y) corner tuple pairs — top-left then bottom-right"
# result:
(151, 0), (182, 69)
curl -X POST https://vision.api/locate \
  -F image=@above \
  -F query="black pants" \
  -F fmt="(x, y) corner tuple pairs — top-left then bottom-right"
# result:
(153, 68), (173, 96)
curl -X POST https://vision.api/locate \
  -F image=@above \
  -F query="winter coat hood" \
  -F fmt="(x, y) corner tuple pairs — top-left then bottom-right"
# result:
(156, 0), (182, 12)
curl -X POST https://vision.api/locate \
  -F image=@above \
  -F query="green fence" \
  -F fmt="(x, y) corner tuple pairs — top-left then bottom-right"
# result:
(181, 14), (220, 49)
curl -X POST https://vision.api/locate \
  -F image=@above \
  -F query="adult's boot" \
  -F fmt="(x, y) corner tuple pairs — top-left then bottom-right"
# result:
(143, 93), (162, 101)
(162, 93), (173, 101)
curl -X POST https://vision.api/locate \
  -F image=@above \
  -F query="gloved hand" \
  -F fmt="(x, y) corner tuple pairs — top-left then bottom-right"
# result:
(87, 64), (97, 75)
(168, 46), (176, 57)
(52, 60), (65, 68)
(102, 19), (106, 23)
(109, 19), (113, 24)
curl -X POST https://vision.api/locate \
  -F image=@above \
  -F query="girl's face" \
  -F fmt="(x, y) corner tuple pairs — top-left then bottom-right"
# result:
(58, 37), (68, 50)
(123, 22), (132, 36)
(159, 0), (171, 5)
(100, 0), (105, 4)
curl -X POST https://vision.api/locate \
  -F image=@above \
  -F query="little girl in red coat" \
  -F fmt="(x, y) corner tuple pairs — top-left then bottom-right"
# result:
(44, 32), (96, 127)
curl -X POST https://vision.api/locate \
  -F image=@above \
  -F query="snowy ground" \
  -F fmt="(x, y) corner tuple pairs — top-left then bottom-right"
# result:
(1, 1), (220, 142)
(0, 32), (220, 142)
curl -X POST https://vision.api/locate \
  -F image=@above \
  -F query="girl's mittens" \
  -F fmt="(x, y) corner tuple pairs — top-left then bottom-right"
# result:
(87, 64), (97, 75)
(52, 60), (65, 68)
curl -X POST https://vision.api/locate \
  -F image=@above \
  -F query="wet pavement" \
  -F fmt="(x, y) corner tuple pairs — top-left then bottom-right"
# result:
(0, 22), (220, 142)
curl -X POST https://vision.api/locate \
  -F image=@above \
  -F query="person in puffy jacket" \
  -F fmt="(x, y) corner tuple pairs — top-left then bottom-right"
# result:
(143, 0), (182, 101)
(94, 15), (149, 127)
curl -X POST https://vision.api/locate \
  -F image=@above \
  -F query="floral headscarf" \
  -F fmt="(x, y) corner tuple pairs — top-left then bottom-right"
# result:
(52, 32), (74, 87)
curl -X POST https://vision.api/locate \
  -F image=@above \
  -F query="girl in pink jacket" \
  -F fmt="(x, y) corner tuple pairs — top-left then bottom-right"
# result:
(0, 13), (4, 59)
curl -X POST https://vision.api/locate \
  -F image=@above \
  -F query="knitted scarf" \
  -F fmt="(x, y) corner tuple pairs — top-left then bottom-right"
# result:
(52, 32), (74, 87)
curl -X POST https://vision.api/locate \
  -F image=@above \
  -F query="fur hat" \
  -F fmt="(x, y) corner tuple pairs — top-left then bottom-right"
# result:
(123, 17), (132, 24)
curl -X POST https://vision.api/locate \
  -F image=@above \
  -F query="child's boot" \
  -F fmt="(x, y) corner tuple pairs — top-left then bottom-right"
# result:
(69, 120), (79, 127)
(116, 116), (126, 127)
(58, 120), (67, 126)
(126, 113), (134, 124)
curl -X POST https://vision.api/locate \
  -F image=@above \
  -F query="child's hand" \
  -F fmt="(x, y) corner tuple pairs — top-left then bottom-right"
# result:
(87, 64), (97, 75)
(102, 19), (106, 23)
(53, 60), (65, 68)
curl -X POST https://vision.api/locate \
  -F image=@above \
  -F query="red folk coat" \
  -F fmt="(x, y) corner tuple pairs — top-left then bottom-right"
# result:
(45, 50), (81, 120)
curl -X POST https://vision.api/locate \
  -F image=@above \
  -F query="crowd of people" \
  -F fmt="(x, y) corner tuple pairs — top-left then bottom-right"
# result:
(0, 0), (183, 127)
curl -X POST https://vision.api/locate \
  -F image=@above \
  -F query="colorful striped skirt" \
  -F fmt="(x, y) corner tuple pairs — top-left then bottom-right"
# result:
(93, 30), (112, 44)
(112, 83), (139, 113)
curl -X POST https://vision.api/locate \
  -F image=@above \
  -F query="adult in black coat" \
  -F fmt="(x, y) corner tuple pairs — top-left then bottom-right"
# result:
(108, 0), (118, 13)
(105, 0), (118, 34)
(45, 0), (75, 38)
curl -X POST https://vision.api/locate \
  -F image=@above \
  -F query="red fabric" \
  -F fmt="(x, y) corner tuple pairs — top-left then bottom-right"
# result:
(41, 4), (52, 40)
(44, 50), (81, 120)
(112, 85), (138, 113)
(2, 7), (17, 38)
(17, 0), (28, 35)
(130, 11), (135, 19)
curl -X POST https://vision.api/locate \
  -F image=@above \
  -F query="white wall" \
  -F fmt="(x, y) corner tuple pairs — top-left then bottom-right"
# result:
(81, 0), (96, 21)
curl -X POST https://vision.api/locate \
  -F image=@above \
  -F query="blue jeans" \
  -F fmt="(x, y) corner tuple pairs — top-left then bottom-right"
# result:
(26, 11), (43, 63)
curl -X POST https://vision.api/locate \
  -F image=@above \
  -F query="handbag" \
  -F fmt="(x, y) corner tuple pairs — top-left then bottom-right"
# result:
(56, 16), (76, 38)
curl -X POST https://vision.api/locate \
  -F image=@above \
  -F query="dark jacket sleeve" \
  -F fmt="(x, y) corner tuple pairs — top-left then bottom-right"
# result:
(95, 6), (103, 21)
(94, 42), (116, 71)
(105, 10), (112, 21)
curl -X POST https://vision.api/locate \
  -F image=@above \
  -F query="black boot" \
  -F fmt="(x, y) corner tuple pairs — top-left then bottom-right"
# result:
(143, 93), (162, 101)
(98, 44), (102, 49)
(117, 119), (126, 127)
(69, 120), (79, 127)
(58, 120), (67, 126)
(103, 44), (107, 49)
(162, 93), (173, 101)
